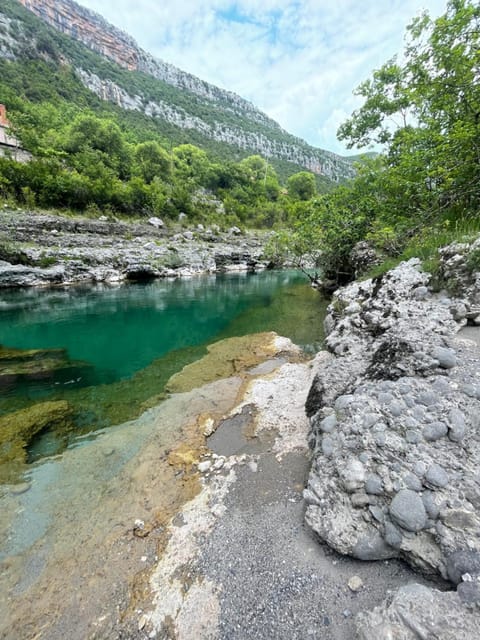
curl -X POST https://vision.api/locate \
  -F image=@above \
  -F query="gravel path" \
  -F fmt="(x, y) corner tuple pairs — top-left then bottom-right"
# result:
(197, 449), (442, 640)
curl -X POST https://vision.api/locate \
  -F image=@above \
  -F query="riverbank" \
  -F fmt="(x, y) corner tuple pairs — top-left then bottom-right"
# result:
(0, 208), (271, 287)
(3, 229), (480, 638)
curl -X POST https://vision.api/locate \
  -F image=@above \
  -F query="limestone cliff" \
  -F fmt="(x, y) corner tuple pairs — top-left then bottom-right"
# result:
(10, 0), (354, 182)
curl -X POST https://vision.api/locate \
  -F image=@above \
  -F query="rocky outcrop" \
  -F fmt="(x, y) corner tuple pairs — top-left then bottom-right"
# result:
(7, 0), (355, 182)
(304, 254), (480, 636)
(18, 0), (139, 69)
(0, 210), (270, 287)
(356, 583), (480, 639)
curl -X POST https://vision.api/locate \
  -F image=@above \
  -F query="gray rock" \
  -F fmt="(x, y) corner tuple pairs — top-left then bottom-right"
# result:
(305, 258), (480, 585)
(425, 464), (449, 488)
(339, 459), (365, 493)
(422, 491), (440, 520)
(384, 520), (403, 549)
(389, 489), (427, 532)
(457, 580), (480, 605)
(352, 532), (395, 561)
(365, 474), (383, 496)
(447, 550), (480, 585)
(432, 346), (457, 369)
(423, 421), (448, 441)
(319, 414), (337, 433)
(356, 583), (480, 640)
(321, 436), (334, 457)
(449, 408), (466, 442)
(403, 473), (422, 491)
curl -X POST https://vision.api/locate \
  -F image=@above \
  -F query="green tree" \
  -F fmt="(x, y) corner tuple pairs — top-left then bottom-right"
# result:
(134, 141), (172, 184)
(338, 0), (480, 224)
(287, 171), (316, 201)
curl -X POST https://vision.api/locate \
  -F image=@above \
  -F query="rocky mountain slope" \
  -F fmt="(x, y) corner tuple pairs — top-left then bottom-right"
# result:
(1, 0), (354, 182)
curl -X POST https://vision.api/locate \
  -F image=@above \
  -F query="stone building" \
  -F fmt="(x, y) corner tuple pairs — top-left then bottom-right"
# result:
(0, 104), (31, 162)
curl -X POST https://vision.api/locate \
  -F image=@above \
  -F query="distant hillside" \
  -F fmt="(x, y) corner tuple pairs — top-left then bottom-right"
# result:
(0, 0), (354, 185)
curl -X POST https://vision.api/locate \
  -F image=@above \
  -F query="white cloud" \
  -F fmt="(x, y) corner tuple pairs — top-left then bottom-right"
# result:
(78, 0), (447, 155)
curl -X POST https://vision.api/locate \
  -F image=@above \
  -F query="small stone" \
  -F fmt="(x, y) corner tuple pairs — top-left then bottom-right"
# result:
(446, 550), (480, 585)
(425, 464), (449, 488)
(432, 346), (457, 369)
(378, 392), (394, 406)
(390, 489), (427, 532)
(348, 575), (364, 592)
(406, 429), (422, 444)
(413, 285), (429, 300)
(213, 457), (225, 471)
(448, 408), (466, 442)
(335, 395), (355, 411)
(148, 216), (164, 228)
(343, 609), (352, 618)
(423, 421), (448, 442)
(351, 493), (371, 508)
(384, 520), (403, 548)
(9, 482), (31, 495)
(322, 436), (334, 457)
(389, 400), (406, 417)
(417, 391), (437, 406)
(198, 460), (212, 473)
(340, 458), (366, 493)
(458, 581), (480, 605)
(413, 461), (427, 477)
(369, 506), (385, 522)
(345, 302), (361, 315)
(248, 460), (258, 473)
(422, 491), (440, 519)
(319, 414), (337, 433)
(363, 413), (379, 428)
(462, 384), (477, 398)
(404, 473), (422, 491)
(374, 432), (386, 447)
(365, 474), (384, 496)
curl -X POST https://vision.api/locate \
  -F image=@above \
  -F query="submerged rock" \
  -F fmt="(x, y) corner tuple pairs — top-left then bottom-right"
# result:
(0, 400), (73, 481)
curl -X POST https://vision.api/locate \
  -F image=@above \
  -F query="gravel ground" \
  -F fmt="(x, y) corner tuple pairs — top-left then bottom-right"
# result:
(197, 449), (443, 640)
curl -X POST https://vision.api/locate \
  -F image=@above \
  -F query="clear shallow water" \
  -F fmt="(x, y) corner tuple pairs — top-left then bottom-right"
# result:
(0, 270), (327, 463)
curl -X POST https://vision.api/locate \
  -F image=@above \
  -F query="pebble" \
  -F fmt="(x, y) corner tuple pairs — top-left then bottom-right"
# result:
(390, 489), (427, 532)
(348, 575), (364, 592)
(432, 346), (457, 369)
(365, 474), (383, 496)
(417, 391), (437, 406)
(425, 464), (449, 488)
(319, 414), (337, 433)
(423, 421), (448, 442)
(9, 482), (31, 495)
(198, 460), (212, 473)
(321, 436), (334, 457)
(448, 408), (466, 442)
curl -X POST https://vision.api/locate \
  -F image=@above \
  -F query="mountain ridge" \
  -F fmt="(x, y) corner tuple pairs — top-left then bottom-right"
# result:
(10, 0), (355, 182)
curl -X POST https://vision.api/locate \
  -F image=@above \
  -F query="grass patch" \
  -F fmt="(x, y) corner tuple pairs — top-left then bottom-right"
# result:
(364, 216), (480, 281)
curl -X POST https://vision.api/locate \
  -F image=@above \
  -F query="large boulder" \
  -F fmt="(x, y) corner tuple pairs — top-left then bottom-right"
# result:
(304, 260), (480, 580)
(356, 583), (480, 640)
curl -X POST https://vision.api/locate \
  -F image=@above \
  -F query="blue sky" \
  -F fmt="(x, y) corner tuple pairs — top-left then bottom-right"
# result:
(78, 0), (447, 156)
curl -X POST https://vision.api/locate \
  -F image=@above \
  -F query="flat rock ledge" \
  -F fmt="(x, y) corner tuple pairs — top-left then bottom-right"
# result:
(304, 257), (480, 637)
(0, 210), (270, 287)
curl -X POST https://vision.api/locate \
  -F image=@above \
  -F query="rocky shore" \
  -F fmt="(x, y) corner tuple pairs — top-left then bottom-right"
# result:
(133, 241), (480, 638)
(3, 210), (480, 638)
(305, 245), (480, 637)
(0, 209), (270, 287)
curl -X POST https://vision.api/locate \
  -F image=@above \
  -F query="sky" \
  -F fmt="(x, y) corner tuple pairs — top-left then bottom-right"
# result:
(78, 0), (447, 156)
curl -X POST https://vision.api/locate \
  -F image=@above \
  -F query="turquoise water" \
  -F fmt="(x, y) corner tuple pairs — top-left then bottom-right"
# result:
(0, 270), (327, 464)
(0, 270), (326, 399)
